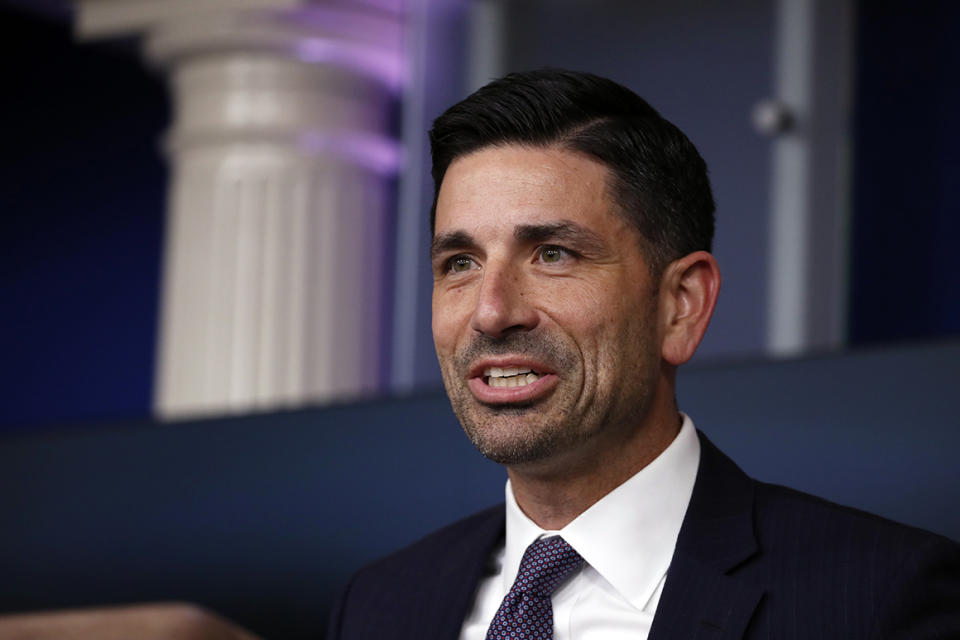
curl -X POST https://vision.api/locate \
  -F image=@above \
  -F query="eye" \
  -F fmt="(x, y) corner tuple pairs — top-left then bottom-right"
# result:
(447, 255), (477, 273)
(537, 245), (569, 264)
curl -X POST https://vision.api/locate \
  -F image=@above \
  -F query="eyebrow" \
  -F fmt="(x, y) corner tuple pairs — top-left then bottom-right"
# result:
(430, 220), (610, 261)
(430, 230), (477, 261)
(512, 221), (608, 253)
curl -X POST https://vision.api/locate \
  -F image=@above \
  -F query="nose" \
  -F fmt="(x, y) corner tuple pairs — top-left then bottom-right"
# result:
(469, 264), (540, 338)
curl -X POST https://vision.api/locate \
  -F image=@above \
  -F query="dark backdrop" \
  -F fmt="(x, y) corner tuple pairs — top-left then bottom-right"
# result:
(0, 7), (168, 431)
(849, 0), (960, 343)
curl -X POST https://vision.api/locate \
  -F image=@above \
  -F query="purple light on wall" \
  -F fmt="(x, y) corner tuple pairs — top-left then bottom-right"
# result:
(286, 5), (406, 92)
(298, 131), (403, 174)
(294, 38), (405, 92)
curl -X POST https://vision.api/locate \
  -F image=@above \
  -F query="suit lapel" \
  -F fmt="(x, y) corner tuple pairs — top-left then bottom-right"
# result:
(649, 432), (764, 640)
(430, 507), (506, 640)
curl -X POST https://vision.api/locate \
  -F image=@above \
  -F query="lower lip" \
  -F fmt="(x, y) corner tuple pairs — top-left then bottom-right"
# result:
(467, 373), (559, 404)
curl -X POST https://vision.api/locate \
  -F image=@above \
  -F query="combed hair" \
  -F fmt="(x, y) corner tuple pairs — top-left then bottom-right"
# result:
(428, 69), (715, 274)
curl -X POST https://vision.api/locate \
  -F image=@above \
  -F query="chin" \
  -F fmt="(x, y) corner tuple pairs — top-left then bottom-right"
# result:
(459, 412), (582, 467)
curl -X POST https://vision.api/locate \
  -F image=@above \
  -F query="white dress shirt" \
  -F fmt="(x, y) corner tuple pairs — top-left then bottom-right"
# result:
(459, 414), (701, 640)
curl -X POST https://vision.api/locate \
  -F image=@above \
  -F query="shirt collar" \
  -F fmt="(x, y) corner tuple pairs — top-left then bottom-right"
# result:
(502, 413), (701, 611)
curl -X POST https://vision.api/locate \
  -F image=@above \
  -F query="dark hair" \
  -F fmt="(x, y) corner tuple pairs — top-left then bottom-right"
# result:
(428, 69), (715, 273)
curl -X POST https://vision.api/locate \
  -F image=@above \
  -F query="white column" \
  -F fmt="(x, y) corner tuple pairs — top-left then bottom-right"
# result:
(76, 1), (403, 418)
(765, 0), (854, 356)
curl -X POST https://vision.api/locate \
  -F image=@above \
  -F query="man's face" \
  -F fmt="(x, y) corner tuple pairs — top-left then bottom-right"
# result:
(431, 145), (665, 470)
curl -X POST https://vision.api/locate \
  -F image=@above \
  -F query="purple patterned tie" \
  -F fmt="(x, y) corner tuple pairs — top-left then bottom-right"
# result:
(485, 536), (584, 640)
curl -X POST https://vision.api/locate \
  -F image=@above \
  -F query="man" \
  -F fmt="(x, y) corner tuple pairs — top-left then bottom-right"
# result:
(328, 69), (960, 639)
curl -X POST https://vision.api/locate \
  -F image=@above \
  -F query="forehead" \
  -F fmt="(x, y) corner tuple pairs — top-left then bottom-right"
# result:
(434, 145), (622, 236)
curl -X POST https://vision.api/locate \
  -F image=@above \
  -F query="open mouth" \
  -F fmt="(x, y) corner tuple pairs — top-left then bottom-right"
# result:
(483, 366), (544, 388)
(468, 360), (557, 404)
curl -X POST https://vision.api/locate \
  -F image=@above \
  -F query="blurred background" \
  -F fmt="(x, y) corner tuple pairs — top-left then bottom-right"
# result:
(1, 0), (958, 638)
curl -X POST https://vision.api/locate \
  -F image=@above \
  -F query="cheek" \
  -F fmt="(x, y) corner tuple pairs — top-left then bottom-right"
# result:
(540, 281), (623, 346)
(432, 289), (473, 351)
(579, 303), (654, 376)
(431, 312), (455, 354)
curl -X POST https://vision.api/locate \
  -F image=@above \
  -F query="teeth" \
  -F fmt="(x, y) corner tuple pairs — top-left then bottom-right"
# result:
(486, 371), (543, 387)
(483, 366), (534, 378)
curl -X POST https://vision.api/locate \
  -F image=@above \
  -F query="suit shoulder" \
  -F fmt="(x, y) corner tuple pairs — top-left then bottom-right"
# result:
(327, 505), (505, 639)
(747, 481), (960, 634)
(755, 480), (955, 544)
(752, 479), (960, 574)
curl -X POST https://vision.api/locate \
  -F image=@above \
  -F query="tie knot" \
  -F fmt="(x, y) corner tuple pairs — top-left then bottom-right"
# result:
(513, 536), (583, 598)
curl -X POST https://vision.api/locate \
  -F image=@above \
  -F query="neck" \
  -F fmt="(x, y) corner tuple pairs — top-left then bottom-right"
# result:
(506, 389), (682, 531)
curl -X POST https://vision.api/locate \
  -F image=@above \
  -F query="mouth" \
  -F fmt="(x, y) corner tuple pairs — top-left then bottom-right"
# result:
(466, 359), (558, 404)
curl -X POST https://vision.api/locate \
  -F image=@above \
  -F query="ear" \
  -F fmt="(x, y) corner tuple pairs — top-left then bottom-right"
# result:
(658, 251), (721, 366)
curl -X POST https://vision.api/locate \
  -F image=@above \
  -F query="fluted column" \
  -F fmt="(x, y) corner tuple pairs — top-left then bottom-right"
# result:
(76, 1), (404, 418)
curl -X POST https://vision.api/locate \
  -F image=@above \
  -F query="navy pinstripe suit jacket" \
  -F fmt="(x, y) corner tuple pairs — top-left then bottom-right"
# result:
(328, 433), (960, 639)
